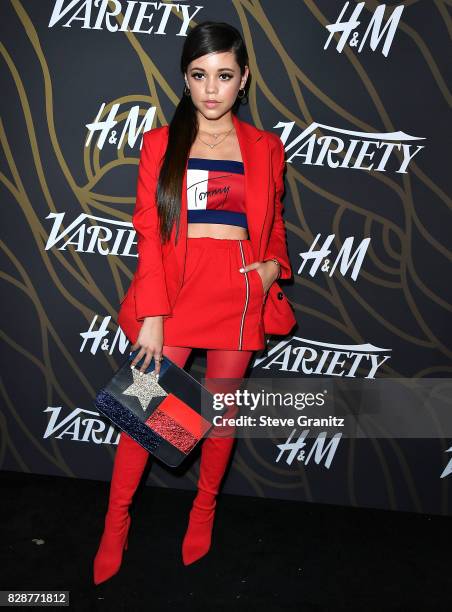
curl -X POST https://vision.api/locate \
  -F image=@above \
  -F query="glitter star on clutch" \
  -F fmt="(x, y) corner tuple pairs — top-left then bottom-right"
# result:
(122, 368), (168, 412)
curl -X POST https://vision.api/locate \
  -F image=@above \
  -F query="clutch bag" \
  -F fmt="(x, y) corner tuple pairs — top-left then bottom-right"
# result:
(94, 349), (220, 468)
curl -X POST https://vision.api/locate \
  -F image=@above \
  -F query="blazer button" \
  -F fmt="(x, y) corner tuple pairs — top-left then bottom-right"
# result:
(277, 291), (284, 300)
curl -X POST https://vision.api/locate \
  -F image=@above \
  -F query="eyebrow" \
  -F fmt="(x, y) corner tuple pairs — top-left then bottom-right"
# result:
(190, 67), (235, 71)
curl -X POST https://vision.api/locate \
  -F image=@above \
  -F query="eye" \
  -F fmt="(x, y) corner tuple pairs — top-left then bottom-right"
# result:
(191, 72), (233, 80)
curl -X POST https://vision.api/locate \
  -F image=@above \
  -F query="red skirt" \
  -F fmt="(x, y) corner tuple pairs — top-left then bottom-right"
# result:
(163, 237), (265, 351)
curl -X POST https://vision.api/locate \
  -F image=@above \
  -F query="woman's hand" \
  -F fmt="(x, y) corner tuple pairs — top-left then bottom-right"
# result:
(239, 260), (280, 294)
(129, 316), (164, 376)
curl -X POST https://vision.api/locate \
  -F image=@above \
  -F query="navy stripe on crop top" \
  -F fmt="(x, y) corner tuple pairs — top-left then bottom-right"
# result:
(186, 158), (247, 229)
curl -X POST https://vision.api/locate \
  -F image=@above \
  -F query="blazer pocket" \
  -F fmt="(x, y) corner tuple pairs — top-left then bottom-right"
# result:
(262, 282), (297, 336)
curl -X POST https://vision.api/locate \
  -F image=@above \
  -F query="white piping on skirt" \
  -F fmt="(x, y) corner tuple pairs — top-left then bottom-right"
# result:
(237, 240), (249, 350)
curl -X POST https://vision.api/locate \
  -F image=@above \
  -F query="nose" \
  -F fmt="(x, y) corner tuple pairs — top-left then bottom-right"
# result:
(205, 77), (218, 94)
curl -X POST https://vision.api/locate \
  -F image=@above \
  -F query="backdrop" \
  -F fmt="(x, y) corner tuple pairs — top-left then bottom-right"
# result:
(1, 0), (451, 516)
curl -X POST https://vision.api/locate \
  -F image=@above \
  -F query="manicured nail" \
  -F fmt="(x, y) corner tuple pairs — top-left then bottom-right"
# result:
(139, 371), (144, 376)
(130, 364), (135, 369)
(239, 267), (244, 272)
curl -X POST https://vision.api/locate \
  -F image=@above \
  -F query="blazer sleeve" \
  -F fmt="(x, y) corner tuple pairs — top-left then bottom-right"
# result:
(132, 130), (172, 319)
(263, 134), (292, 280)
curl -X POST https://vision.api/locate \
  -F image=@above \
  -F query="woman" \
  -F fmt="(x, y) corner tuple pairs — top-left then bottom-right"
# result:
(93, 20), (296, 585)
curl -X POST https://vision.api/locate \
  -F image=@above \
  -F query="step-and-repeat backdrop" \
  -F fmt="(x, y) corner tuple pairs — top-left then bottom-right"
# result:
(1, 1), (451, 515)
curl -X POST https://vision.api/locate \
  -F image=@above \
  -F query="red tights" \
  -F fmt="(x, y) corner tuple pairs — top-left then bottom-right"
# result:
(162, 346), (254, 565)
(163, 344), (254, 378)
(162, 345), (254, 379)
(162, 345), (254, 436)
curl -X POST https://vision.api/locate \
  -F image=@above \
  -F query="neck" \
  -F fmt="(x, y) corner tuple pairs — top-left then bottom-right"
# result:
(196, 111), (234, 134)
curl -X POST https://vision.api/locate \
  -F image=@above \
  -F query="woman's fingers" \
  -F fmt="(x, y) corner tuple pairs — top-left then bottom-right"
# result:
(131, 346), (163, 377)
(130, 346), (146, 369)
(239, 261), (269, 292)
(138, 348), (157, 375)
(239, 261), (260, 273)
(153, 351), (164, 377)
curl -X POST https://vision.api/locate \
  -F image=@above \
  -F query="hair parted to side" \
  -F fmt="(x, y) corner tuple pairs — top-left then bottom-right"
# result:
(155, 21), (249, 245)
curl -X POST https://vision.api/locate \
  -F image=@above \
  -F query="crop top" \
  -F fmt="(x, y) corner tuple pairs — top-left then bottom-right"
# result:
(186, 158), (248, 229)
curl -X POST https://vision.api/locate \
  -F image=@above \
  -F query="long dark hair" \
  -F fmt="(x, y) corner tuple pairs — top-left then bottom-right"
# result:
(156, 21), (249, 245)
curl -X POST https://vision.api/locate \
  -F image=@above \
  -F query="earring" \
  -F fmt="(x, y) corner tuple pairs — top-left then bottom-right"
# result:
(237, 86), (248, 105)
(184, 84), (191, 96)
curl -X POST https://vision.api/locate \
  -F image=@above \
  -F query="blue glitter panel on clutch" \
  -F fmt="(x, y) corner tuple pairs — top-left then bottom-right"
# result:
(95, 389), (163, 453)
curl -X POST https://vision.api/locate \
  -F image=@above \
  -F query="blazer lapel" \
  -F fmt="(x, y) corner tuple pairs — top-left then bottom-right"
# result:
(232, 113), (270, 261)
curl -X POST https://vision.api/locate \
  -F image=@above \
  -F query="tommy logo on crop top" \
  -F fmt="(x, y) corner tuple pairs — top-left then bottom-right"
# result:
(186, 158), (248, 229)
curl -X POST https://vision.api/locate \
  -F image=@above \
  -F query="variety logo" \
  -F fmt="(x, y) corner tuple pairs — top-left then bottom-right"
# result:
(48, 0), (203, 34)
(279, 121), (425, 173)
(298, 234), (370, 281)
(253, 338), (392, 379)
(43, 406), (119, 444)
(325, 2), (404, 57)
(44, 212), (137, 256)
(275, 428), (342, 468)
(80, 315), (130, 355)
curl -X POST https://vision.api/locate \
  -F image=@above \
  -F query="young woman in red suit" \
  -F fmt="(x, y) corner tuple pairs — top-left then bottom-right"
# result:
(93, 20), (296, 585)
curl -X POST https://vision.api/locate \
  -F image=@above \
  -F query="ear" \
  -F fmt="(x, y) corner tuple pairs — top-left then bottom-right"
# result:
(241, 65), (249, 88)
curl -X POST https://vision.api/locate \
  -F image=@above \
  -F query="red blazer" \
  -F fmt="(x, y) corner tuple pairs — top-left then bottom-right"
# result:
(118, 112), (296, 345)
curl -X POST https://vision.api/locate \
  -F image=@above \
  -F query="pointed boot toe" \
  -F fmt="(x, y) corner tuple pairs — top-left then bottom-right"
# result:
(93, 514), (131, 585)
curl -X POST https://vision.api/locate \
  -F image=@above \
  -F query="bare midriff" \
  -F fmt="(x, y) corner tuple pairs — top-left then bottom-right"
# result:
(187, 222), (249, 240)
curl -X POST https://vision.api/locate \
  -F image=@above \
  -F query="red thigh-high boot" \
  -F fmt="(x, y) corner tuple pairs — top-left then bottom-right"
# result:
(93, 345), (193, 584)
(181, 349), (254, 566)
(93, 432), (149, 585)
(93, 345), (192, 584)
